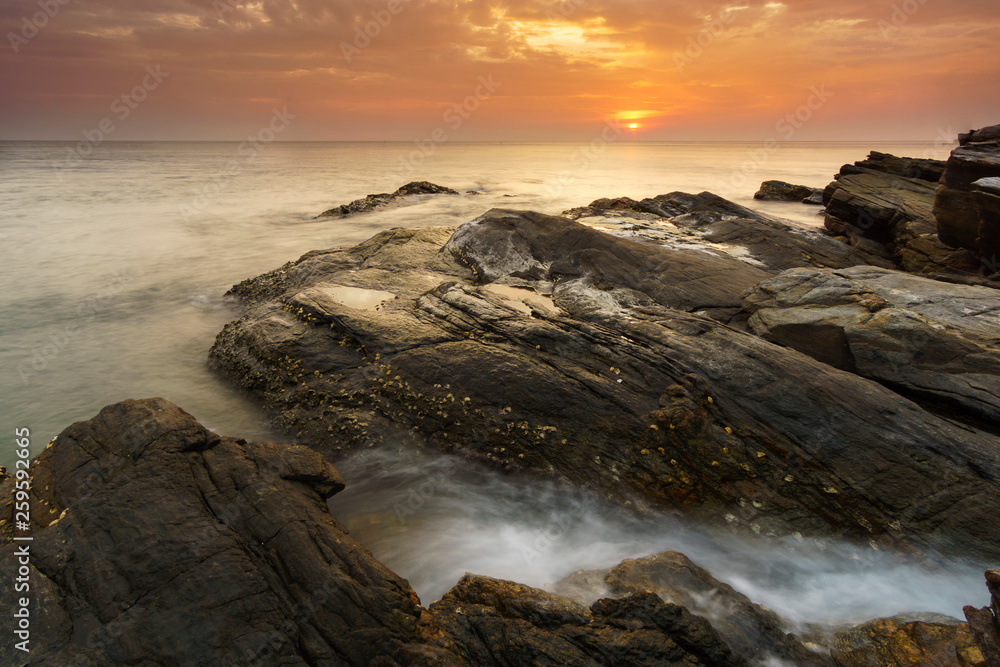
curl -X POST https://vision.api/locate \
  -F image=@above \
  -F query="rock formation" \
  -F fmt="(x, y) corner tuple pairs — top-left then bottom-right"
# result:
(753, 180), (824, 203)
(316, 181), (459, 218)
(934, 124), (1000, 260)
(210, 206), (1000, 560)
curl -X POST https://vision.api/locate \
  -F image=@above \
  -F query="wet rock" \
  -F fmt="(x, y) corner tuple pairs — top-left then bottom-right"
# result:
(554, 551), (831, 665)
(743, 265), (1000, 427)
(754, 180), (823, 203)
(317, 181), (459, 218)
(0, 399), (462, 666)
(211, 209), (1000, 559)
(963, 569), (1000, 666)
(933, 125), (1000, 256)
(430, 575), (748, 666)
(832, 615), (983, 667)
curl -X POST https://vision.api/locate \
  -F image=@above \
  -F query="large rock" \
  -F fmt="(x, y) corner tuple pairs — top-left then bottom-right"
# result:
(430, 576), (748, 666)
(565, 191), (894, 274)
(210, 209), (1000, 559)
(0, 399), (463, 666)
(831, 615), (984, 667)
(553, 551), (830, 665)
(316, 181), (459, 218)
(963, 569), (1000, 666)
(821, 152), (983, 277)
(743, 265), (1000, 426)
(933, 124), (1000, 258)
(754, 180), (823, 203)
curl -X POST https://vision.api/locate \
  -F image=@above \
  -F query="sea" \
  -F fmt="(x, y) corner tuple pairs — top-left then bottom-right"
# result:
(1, 139), (987, 628)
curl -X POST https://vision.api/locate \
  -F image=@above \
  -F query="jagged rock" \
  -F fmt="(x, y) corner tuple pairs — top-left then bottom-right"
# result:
(963, 569), (1000, 666)
(430, 575), (748, 666)
(210, 209), (1000, 559)
(553, 551), (831, 665)
(316, 181), (458, 218)
(933, 125), (1000, 255)
(961, 126), (1000, 145)
(975, 178), (1000, 271)
(832, 615), (984, 667)
(0, 399), (463, 666)
(568, 191), (775, 227)
(754, 180), (824, 203)
(822, 152), (982, 277)
(743, 265), (1000, 427)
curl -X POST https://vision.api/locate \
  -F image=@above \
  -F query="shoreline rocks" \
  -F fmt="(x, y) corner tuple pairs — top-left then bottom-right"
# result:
(753, 180), (824, 204)
(209, 204), (1000, 560)
(316, 180), (459, 218)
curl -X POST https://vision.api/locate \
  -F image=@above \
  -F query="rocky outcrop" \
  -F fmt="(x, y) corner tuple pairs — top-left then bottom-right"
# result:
(316, 181), (459, 218)
(565, 191), (894, 274)
(743, 265), (1000, 427)
(0, 398), (463, 666)
(964, 569), (1000, 666)
(210, 209), (1000, 559)
(933, 124), (1000, 259)
(831, 615), (984, 667)
(553, 551), (830, 665)
(754, 180), (823, 203)
(820, 151), (987, 278)
(430, 576), (748, 666)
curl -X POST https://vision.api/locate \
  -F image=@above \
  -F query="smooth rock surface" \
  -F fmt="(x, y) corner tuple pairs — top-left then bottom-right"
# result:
(744, 265), (1000, 427)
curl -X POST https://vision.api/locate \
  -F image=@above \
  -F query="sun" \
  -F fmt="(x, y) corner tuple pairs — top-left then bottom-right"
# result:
(628, 123), (639, 130)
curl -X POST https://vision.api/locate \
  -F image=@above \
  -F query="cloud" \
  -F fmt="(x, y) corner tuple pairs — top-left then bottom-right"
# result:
(1, 0), (998, 139)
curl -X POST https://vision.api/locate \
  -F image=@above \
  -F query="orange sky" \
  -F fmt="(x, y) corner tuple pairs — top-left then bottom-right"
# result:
(1, 0), (998, 141)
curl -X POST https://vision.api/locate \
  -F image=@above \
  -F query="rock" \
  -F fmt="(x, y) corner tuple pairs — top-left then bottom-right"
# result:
(430, 575), (748, 666)
(743, 265), (1000, 427)
(963, 569), (1000, 666)
(933, 125), (1000, 255)
(961, 126), (1000, 145)
(754, 180), (824, 203)
(975, 178), (1000, 272)
(822, 151), (983, 277)
(832, 615), (983, 667)
(565, 191), (894, 274)
(316, 181), (458, 218)
(0, 399), (463, 666)
(210, 209), (1000, 559)
(554, 551), (831, 665)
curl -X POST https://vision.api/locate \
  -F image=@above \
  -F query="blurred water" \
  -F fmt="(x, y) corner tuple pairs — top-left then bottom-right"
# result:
(3, 139), (980, 631)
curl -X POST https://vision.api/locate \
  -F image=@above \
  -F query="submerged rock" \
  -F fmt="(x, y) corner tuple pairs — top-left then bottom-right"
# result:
(743, 265), (1000, 427)
(754, 180), (823, 203)
(210, 208), (1000, 559)
(316, 180), (459, 218)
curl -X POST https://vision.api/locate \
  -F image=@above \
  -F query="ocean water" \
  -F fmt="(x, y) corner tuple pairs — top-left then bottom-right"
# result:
(3, 139), (984, 627)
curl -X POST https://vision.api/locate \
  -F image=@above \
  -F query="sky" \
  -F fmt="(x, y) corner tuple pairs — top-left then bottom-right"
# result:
(1, 0), (998, 141)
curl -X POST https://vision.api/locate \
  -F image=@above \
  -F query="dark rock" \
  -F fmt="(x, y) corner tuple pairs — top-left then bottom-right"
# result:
(963, 569), (1000, 666)
(0, 399), (463, 666)
(961, 126), (1000, 146)
(210, 210), (1000, 559)
(754, 180), (824, 203)
(933, 125), (1000, 254)
(554, 551), (831, 665)
(316, 181), (458, 218)
(821, 152), (983, 277)
(577, 191), (774, 226)
(430, 575), (748, 666)
(975, 178), (1000, 272)
(744, 266), (1000, 427)
(832, 615), (982, 667)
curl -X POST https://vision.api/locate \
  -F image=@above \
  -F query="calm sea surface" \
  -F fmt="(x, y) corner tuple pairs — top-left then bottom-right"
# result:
(4, 140), (981, 624)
